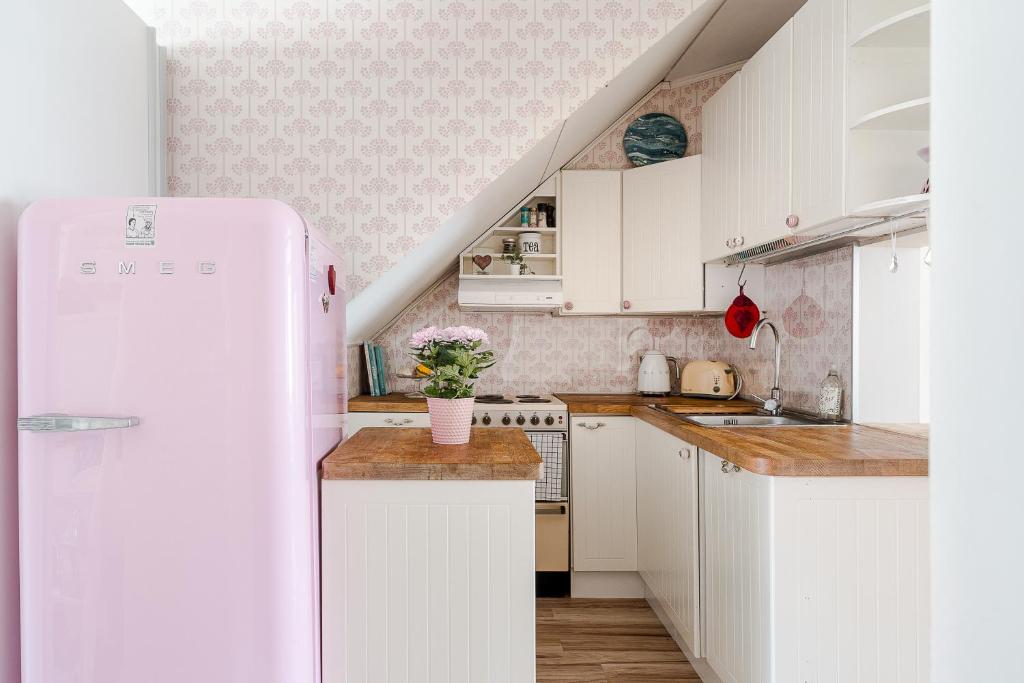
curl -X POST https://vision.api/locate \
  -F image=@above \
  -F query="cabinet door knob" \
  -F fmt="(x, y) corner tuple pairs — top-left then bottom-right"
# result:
(578, 422), (606, 430)
(735, 236), (745, 247)
(720, 459), (731, 473)
(732, 463), (741, 473)
(622, 300), (631, 310)
(564, 301), (574, 311)
(679, 448), (691, 459)
(786, 214), (800, 229)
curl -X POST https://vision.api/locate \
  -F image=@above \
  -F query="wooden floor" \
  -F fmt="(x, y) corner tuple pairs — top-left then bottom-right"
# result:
(536, 598), (701, 682)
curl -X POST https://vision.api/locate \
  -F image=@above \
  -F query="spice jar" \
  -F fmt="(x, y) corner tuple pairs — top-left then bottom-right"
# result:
(501, 237), (517, 254)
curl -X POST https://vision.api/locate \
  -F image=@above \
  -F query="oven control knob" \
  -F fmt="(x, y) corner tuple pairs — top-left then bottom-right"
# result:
(502, 414), (511, 425)
(471, 415), (477, 425)
(516, 414), (526, 425)
(544, 415), (555, 426)
(530, 414), (540, 426)
(482, 414), (491, 425)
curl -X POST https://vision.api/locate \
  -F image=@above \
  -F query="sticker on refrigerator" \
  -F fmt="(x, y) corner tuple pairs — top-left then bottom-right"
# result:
(125, 205), (157, 247)
(308, 239), (320, 281)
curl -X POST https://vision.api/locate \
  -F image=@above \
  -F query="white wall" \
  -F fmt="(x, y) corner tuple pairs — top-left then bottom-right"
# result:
(932, 2), (1024, 680)
(853, 243), (930, 423)
(0, 2), (156, 680)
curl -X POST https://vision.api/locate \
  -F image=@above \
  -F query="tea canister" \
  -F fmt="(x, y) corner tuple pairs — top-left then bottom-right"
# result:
(518, 231), (542, 255)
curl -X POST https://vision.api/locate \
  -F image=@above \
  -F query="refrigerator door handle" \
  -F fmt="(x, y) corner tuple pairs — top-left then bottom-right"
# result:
(17, 414), (141, 432)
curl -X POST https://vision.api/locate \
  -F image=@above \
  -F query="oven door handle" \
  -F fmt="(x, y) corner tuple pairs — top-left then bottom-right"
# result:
(536, 505), (567, 515)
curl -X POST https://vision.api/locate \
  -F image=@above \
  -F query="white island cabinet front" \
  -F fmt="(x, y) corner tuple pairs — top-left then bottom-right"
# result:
(321, 427), (541, 683)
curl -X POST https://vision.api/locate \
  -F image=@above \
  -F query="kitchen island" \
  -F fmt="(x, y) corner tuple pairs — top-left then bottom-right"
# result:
(320, 428), (541, 683)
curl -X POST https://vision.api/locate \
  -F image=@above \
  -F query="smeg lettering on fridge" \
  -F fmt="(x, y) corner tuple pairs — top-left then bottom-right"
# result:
(79, 260), (218, 275)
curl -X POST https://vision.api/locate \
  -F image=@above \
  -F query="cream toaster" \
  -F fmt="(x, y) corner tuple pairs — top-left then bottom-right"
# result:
(680, 361), (741, 399)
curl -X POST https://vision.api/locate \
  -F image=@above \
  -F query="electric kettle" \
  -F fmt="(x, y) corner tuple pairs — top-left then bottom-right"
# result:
(638, 350), (679, 395)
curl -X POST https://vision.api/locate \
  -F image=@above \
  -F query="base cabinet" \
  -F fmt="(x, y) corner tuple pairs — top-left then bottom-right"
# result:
(570, 417), (637, 571)
(636, 422), (701, 656)
(700, 451), (930, 683)
(322, 479), (537, 683)
(702, 452), (772, 683)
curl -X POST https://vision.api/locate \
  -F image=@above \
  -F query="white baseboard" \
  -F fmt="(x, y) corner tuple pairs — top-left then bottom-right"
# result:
(644, 583), (722, 683)
(570, 571), (644, 598)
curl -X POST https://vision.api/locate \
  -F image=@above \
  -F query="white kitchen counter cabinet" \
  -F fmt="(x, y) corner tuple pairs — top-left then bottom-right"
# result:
(700, 450), (930, 683)
(570, 416), (638, 571)
(636, 421), (702, 656)
(344, 411), (430, 437)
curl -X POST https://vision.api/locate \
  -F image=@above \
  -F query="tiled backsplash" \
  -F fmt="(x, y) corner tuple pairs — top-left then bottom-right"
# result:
(365, 246), (854, 418)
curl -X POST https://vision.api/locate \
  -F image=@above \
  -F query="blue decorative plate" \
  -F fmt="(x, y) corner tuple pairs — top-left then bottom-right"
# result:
(623, 113), (688, 166)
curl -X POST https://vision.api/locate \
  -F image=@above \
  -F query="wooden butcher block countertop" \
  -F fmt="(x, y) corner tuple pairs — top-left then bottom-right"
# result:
(553, 393), (761, 416)
(348, 393), (428, 412)
(322, 428), (542, 481)
(632, 406), (929, 477)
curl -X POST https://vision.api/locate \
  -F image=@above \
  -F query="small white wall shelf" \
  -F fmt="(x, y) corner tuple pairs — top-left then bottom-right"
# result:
(457, 174), (564, 309)
(851, 4), (930, 48)
(851, 96), (930, 130)
(847, 0), (930, 215)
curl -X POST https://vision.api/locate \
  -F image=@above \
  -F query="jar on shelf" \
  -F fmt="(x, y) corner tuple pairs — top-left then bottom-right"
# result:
(817, 369), (843, 421)
(528, 208), (538, 228)
(520, 207), (530, 227)
(501, 237), (517, 254)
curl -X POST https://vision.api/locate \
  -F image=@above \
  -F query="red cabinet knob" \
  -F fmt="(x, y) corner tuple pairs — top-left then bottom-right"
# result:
(786, 214), (799, 229)
(564, 301), (574, 311)
(623, 300), (632, 310)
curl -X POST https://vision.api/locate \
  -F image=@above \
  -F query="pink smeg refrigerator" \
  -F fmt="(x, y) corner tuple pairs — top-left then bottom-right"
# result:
(16, 198), (346, 683)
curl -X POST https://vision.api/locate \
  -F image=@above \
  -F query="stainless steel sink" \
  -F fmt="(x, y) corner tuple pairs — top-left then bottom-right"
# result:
(677, 414), (842, 427)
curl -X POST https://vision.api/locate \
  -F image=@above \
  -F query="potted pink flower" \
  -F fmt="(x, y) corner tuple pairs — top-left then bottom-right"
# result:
(409, 325), (496, 444)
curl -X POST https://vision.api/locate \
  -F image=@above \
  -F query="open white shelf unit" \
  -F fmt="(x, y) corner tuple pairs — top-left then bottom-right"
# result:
(459, 174), (561, 278)
(847, 0), (930, 214)
(851, 4), (929, 48)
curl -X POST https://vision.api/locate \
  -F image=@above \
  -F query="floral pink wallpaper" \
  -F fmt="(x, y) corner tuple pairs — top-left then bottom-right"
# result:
(126, 0), (704, 297)
(371, 246), (854, 417)
(568, 68), (736, 168)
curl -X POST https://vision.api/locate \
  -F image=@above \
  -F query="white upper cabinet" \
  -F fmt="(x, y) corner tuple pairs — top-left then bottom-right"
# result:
(792, 0), (847, 230)
(701, 73), (743, 262)
(560, 170), (622, 314)
(740, 19), (794, 247)
(570, 417), (637, 572)
(622, 156), (703, 313)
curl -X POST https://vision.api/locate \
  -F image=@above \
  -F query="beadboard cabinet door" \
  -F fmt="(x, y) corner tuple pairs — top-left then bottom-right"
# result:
(701, 73), (743, 262)
(560, 170), (622, 314)
(702, 451), (771, 683)
(740, 19), (794, 248)
(622, 156), (703, 313)
(570, 417), (637, 571)
(792, 0), (846, 231)
(635, 422), (701, 656)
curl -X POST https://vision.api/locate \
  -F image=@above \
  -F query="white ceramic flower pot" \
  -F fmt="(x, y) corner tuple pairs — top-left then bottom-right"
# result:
(426, 397), (475, 444)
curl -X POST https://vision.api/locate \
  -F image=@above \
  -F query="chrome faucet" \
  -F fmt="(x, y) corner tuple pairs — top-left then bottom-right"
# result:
(749, 319), (782, 415)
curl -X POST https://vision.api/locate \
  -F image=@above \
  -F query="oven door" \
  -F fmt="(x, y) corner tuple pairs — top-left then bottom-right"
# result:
(527, 431), (569, 572)
(535, 502), (569, 571)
